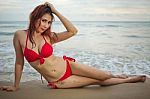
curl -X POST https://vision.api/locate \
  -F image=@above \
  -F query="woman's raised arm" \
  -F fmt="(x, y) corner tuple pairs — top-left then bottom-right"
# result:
(46, 2), (78, 44)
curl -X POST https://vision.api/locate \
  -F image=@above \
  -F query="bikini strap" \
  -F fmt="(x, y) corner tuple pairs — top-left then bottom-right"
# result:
(43, 35), (52, 44)
(25, 30), (28, 47)
(63, 56), (76, 62)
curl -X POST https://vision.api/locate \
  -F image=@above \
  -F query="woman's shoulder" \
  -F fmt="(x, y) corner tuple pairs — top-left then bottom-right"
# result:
(15, 30), (26, 35)
(14, 30), (26, 39)
(44, 32), (57, 44)
(14, 30), (27, 37)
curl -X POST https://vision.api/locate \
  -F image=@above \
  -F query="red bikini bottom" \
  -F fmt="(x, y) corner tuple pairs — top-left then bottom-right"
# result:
(47, 55), (75, 89)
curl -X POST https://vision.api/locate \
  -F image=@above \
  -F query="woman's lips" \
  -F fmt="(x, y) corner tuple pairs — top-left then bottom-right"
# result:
(41, 28), (46, 31)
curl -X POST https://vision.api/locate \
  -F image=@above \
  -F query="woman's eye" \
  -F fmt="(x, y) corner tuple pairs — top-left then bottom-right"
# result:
(42, 20), (46, 22)
(48, 21), (52, 24)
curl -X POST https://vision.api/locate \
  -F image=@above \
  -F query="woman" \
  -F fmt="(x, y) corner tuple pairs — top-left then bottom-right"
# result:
(0, 2), (146, 91)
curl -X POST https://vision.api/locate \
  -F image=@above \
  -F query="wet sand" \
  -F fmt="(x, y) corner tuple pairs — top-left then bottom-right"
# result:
(0, 79), (150, 99)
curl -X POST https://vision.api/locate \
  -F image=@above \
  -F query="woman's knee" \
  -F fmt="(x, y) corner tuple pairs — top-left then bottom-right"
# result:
(100, 72), (113, 81)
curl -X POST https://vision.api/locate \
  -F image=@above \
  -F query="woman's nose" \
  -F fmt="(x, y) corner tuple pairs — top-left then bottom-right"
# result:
(44, 22), (49, 28)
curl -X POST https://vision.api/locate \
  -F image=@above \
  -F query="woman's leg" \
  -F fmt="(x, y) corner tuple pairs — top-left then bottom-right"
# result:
(55, 75), (99, 88)
(99, 75), (146, 86)
(55, 75), (146, 89)
(70, 61), (127, 81)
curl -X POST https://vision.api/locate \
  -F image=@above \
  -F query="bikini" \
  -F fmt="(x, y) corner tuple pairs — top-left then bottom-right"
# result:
(24, 31), (53, 65)
(24, 31), (75, 89)
(47, 56), (75, 89)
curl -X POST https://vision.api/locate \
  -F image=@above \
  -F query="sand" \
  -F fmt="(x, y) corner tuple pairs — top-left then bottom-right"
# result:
(0, 79), (150, 99)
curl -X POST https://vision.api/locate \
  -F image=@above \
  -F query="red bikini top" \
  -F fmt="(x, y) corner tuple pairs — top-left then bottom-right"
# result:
(24, 31), (53, 64)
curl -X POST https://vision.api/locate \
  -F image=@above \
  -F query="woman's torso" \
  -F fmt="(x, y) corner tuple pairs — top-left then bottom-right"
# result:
(18, 30), (67, 82)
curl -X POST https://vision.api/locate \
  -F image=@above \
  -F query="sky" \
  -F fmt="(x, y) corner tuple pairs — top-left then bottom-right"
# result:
(0, 0), (150, 21)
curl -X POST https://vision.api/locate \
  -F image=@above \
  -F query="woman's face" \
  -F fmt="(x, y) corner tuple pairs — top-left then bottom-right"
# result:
(35, 13), (52, 33)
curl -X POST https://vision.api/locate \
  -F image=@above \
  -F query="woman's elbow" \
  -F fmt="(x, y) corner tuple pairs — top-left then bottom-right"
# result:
(15, 58), (24, 66)
(74, 29), (78, 34)
(71, 28), (78, 35)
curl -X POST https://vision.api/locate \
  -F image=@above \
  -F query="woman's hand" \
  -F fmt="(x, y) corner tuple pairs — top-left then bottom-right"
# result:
(44, 2), (57, 14)
(0, 85), (19, 92)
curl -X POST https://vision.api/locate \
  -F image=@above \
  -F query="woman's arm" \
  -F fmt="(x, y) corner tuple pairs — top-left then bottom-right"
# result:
(0, 31), (24, 92)
(13, 31), (24, 90)
(47, 3), (78, 44)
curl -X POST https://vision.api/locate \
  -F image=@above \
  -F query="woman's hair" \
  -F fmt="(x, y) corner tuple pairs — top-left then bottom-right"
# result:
(28, 4), (57, 48)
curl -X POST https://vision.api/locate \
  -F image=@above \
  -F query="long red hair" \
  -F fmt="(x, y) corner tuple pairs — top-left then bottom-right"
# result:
(28, 4), (57, 48)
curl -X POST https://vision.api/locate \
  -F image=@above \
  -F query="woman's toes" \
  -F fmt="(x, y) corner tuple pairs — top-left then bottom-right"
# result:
(140, 75), (146, 82)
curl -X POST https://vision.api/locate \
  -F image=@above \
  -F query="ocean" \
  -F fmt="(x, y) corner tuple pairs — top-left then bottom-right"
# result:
(0, 21), (150, 82)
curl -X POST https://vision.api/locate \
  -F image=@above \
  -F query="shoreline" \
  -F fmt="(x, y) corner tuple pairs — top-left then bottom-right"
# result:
(0, 79), (150, 99)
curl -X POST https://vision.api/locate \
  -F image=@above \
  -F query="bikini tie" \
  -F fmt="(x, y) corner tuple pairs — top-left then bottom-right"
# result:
(39, 56), (45, 65)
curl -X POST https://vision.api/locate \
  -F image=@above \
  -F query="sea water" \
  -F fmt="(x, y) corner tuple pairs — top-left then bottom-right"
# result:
(0, 21), (150, 82)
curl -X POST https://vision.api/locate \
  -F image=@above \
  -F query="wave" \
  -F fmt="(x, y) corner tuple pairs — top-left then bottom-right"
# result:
(105, 25), (121, 27)
(0, 26), (22, 28)
(0, 32), (14, 36)
(95, 24), (123, 28)
(123, 35), (150, 38)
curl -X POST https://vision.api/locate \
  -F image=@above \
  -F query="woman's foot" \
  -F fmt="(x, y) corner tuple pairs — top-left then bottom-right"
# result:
(126, 75), (146, 83)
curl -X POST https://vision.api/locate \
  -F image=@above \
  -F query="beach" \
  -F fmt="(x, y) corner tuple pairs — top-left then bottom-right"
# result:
(0, 21), (150, 98)
(0, 79), (150, 99)
(0, 0), (150, 98)
(0, 21), (150, 81)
